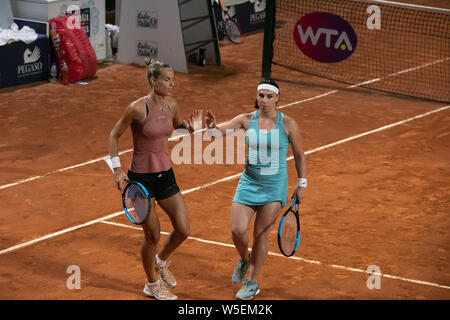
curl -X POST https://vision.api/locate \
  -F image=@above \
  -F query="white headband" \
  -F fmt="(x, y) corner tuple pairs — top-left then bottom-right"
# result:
(257, 83), (279, 95)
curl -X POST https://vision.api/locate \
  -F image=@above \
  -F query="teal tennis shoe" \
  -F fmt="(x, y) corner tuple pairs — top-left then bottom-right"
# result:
(235, 279), (260, 300)
(232, 258), (250, 283)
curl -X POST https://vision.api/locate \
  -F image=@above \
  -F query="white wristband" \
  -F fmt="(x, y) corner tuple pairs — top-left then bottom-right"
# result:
(298, 178), (307, 188)
(111, 156), (121, 169)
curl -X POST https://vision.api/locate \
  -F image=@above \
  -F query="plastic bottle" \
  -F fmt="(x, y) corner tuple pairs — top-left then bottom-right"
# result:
(49, 62), (58, 83)
(105, 29), (114, 62)
(61, 60), (69, 85)
(198, 47), (206, 66)
(50, 23), (60, 56)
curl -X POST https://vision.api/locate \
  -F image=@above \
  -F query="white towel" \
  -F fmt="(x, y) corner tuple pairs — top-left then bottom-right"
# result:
(0, 23), (38, 46)
(105, 24), (120, 49)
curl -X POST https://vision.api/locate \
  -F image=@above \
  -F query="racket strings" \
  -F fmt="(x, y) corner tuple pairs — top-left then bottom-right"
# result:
(125, 184), (149, 223)
(225, 21), (241, 43)
(280, 211), (298, 255)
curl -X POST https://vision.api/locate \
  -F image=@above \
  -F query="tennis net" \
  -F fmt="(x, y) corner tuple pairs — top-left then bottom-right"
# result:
(262, 0), (450, 102)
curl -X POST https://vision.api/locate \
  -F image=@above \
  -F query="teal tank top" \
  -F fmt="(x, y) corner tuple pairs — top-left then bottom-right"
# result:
(244, 110), (290, 180)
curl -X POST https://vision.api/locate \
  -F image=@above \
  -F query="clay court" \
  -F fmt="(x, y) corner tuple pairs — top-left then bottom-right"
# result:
(0, 1), (449, 301)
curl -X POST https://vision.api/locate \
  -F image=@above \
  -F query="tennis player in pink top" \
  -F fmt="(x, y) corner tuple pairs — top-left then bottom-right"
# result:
(107, 58), (201, 300)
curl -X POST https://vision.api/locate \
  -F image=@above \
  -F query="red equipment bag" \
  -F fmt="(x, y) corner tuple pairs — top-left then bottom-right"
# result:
(49, 15), (97, 82)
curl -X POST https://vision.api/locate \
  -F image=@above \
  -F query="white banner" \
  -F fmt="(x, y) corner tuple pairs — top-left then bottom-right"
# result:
(117, 0), (187, 73)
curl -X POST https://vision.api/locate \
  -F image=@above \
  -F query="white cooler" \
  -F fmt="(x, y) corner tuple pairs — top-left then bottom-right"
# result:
(11, 0), (106, 61)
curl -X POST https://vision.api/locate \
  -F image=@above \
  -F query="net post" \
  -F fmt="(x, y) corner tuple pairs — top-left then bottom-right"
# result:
(261, 0), (276, 79)
(206, 0), (221, 65)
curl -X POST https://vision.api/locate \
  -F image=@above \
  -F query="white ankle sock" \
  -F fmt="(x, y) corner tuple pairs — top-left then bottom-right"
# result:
(147, 280), (160, 287)
(155, 254), (166, 267)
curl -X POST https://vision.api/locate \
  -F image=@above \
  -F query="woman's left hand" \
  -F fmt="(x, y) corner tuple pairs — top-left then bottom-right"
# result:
(188, 109), (203, 132)
(291, 187), (306, 204)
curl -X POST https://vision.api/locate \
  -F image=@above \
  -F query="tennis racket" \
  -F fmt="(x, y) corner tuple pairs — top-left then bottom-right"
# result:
(277, 197), (301, 257)
(122, 179), (151, 225)
(217, 0), (243, 44)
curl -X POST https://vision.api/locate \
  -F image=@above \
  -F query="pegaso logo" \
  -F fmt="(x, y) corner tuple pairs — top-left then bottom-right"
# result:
(293, 12), (357, 63)
(18, 46), (43, 76)
(24, 46), (41, 64)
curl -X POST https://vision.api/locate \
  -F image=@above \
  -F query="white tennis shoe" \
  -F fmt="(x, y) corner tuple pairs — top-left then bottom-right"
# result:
(143, 280), (177, 300)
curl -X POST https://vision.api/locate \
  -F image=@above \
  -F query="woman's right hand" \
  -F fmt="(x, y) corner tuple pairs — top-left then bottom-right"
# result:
(114, 169), (128, 193)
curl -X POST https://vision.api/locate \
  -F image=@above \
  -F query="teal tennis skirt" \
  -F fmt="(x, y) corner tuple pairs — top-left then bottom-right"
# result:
(233, 164), (288, 208)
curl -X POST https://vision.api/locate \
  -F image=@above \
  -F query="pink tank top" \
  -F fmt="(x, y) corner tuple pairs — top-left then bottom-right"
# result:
(129, 95), (174, 173)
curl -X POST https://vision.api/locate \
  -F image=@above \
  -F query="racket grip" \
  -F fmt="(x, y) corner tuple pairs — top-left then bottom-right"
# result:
(293, 196), (299, 210)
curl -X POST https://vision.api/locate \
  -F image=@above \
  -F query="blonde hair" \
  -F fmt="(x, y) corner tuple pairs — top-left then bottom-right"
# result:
(144, 57), (171, 87)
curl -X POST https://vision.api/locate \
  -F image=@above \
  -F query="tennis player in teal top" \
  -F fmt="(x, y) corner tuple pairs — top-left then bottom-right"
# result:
(205, 79), (307, 299)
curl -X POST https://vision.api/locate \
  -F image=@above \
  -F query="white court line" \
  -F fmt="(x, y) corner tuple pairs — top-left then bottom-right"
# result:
(1, 105), (449, 258)
(101, 221), (236, 249)
(294, 105), (450, 157)
(279, 57), (449, 108)
(277, 90), (339, 109)
(0, 150), (131, 191)
(0, 212), (122, 255)
(101, 220), (450, 290)
(387, 57), (450, 77)
(1, 57), (447, 191)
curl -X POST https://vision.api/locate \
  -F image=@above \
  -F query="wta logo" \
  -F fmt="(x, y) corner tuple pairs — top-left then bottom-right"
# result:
(293, 12), (357, 63)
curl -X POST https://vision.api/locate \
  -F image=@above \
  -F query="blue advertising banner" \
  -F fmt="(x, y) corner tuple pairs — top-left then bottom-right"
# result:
(0, 34), (50, 89)
(0, 19), (50, 89)
(213, 0), (266, 40)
